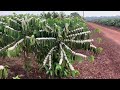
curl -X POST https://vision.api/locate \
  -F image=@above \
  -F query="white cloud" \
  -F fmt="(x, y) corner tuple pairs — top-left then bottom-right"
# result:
(84, 11), (120, 17)
(0, 11), (120, 17)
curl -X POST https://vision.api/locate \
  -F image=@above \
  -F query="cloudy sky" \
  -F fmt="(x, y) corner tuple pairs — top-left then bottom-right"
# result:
(0, 11), (120, 17)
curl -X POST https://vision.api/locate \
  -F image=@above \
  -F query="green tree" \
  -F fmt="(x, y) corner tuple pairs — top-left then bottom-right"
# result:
(70, 12), (81, 17)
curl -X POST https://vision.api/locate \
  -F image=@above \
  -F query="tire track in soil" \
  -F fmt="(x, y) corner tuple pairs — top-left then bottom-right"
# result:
(72, 22), (120, 79)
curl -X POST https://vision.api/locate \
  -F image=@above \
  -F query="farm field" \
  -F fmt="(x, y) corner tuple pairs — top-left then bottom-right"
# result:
(0, 11), (120, 79)
(0, 12), (98, 79)
(75, 22), (120, 79)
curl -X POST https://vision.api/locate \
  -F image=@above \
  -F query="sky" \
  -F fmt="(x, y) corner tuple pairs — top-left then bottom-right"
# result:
(0, 11), (120, 17)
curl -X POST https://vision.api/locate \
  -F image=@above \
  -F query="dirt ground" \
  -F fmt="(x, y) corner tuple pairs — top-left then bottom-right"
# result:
(0, 56), (47, 79)
(72, 22), (120, 79)
(1, 22), (120, 79)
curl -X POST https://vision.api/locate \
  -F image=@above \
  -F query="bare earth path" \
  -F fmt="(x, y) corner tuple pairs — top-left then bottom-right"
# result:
(88, 22), (120, 45)
(72, 22), (120, 79)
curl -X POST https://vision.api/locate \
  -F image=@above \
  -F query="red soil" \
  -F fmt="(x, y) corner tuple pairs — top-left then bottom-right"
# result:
(72, 22), (120, 79)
